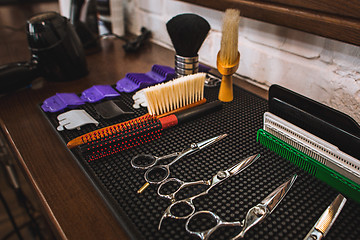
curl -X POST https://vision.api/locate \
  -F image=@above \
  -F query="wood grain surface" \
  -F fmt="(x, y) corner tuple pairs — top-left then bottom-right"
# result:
(0, 2), (266, 240)
(178, 0), (360, 46)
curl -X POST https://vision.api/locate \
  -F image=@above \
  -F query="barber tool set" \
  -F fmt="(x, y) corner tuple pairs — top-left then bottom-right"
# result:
(38, 10), (359, 240)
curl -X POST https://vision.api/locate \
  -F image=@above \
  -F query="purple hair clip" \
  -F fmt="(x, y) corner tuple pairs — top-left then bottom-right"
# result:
(80, 85), (120, 103)
(116, 64), (176, 93)
(41, 93), (85, 113)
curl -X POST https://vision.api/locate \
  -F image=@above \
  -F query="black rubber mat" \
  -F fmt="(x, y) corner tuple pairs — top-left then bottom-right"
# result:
(41, 84), (360, 240)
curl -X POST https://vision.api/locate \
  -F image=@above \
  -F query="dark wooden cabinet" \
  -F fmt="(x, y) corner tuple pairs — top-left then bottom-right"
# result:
(178, 0), (360, 46)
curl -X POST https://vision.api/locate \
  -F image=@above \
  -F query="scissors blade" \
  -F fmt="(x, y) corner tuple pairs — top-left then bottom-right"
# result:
(260, 174), (297, 213)
(232, 174), (297, 239)
(228, 154), (260, 176)
(303, 194), (347, 240)
(196, 134), (228, 150)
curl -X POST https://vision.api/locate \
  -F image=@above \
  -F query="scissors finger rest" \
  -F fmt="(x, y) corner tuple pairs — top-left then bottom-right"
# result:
(185, 211), (242, 240)
(157, 178), (209, 201)
(158, 198), (197, 230)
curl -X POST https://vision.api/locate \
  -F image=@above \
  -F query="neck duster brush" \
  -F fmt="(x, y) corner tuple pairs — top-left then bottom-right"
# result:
(68, 73), (223, 161)
(217, 9), (240, 102)
(166, 13), (210, 76)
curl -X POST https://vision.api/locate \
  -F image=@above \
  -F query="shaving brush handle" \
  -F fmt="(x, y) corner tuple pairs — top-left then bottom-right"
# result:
(217, 52), (240, 102)
(218, 75), (234, 102)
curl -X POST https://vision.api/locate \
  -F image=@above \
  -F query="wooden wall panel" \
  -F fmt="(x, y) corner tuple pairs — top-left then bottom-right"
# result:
(177, 0), (360, 46)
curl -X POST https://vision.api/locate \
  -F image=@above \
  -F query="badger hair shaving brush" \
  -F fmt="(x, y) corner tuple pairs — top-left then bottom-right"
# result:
(217, 9), (240, 102)
(166, 13), (210, 76)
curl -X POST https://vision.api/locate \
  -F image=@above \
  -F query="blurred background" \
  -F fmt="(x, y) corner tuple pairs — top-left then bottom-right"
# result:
(0, 129), (55, 240)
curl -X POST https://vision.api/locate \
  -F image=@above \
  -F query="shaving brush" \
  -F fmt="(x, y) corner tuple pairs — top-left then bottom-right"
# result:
(217, 9), (241, 102)
(166, 13), (210, 76)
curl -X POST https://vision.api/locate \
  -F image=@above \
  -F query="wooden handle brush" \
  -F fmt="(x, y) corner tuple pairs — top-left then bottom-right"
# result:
(217, 9), (240, 102)
(67, 73), (210, 150)
(81, 100), (222, 161)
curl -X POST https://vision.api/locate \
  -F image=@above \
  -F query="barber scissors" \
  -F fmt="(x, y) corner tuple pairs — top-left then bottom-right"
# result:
(185, 174), (297, 240)
(132, 134), (228, 193)
(158, 154), (261, 229)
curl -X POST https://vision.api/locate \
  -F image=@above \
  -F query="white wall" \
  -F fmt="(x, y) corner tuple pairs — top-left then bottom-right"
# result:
(124, 0), (360, 124)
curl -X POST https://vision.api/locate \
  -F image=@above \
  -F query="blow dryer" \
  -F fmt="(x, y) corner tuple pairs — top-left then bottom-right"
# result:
(0, 12), (88, 94)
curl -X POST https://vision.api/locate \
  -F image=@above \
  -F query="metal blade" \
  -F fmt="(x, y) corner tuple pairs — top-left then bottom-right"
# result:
(228, 154), (260, 176)
(260, 174), (297, 213)
(196, 134), (228, 149)
(304, 194), (347, 240)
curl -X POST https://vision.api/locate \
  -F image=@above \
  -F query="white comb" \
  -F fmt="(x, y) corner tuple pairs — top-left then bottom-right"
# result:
(144, 73), (206, 116)
(263, 112), (360, 185)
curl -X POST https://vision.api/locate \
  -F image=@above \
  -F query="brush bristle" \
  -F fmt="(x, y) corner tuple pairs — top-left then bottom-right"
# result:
(219, 9), (240, 65)
(144, 73), (206, 116)
(166, 14), (210, 57)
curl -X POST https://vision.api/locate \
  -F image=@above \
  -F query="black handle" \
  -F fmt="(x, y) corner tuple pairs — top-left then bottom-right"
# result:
(0, 61), (39, 94)
(175, 100), (223, 123)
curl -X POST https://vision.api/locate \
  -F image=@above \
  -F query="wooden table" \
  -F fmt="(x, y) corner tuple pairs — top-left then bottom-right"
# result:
(0, 2), (266, 239)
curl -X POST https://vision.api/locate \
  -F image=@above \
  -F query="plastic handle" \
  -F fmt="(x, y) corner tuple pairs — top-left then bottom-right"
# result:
(218, 75), (233, 102)
(174, 100), (223, 124)
(0, 61), (39, 94)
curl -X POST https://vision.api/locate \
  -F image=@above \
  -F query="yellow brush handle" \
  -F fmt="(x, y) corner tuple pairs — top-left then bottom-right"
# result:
(218, 75), (233, 102)
(217, 52), (240, 102)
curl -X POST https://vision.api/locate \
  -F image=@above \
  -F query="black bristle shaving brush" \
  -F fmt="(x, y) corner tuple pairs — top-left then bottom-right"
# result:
(166, 13), (210, 76)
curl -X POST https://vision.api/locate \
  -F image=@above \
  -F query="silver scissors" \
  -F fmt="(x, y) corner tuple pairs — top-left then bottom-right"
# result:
(185, 174), (297, 240)
(158, 154), (261, 229)
(132, 134), (228, 193)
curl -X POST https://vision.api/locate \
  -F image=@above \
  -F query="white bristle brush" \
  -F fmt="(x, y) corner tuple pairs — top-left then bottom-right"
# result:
(144, 73), (206, 116)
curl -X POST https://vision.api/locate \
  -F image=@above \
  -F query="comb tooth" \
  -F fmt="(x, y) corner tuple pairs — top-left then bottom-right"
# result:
(127, 74), (139, 84)
(152, 65), (166, 77)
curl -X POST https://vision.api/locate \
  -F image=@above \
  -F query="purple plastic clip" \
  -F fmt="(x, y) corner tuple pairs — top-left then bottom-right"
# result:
(199, 63), (211, 73)
(116, 65), (176, 93)
(41, 93), (85, 113)
(80, 85), (120, 103)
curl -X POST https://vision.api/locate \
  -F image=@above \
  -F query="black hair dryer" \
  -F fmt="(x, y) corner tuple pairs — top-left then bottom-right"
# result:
(0, 11), (88, 94)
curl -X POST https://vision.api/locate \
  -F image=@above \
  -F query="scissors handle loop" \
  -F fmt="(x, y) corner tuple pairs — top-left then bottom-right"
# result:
(158, 178), (209, 201)
(131, 152), (180, 169)
(131, 154), (156, 170)
(144, 164), (171, 184)
(185, 211), (242, 240)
